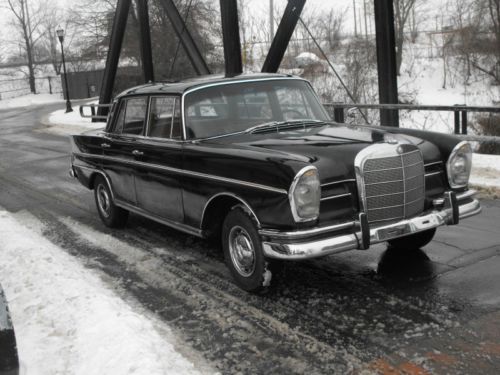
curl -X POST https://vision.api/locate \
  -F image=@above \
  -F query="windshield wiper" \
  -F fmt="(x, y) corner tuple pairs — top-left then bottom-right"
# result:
(246, 119), (324, 134)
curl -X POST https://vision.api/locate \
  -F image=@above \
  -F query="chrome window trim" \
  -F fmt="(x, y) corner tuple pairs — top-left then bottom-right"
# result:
(201, 192), (261, 229)
(288, 165), (320, 223)
(73, 152), (287, 195)
(146, 95), (182, 141)
(181, 77), (313, 141)
(171, 97), (177, 139)
(102, 132), (185, 144)
(119, 96), (149, 136)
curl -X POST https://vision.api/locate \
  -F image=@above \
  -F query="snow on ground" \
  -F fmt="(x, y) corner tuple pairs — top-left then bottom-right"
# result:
(0, 94), (64, 110)
(46, 102), (105, 135)
(470, 153), (500, 188)
(0, 209), (210, 375)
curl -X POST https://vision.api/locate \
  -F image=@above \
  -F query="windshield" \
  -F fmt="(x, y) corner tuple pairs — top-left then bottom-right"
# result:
(184, 79), (330, 139)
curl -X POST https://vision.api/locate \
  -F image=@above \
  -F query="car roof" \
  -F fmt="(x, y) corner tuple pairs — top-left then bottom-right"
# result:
(114, 72), (296, 99)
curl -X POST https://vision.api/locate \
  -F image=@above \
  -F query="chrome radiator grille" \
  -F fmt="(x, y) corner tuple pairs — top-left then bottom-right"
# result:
(356, 144), (425, 224)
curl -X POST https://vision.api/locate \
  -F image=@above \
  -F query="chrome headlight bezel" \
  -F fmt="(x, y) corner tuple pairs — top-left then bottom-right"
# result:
(289, 166), (321, 223)
(446, 141), (472, 189)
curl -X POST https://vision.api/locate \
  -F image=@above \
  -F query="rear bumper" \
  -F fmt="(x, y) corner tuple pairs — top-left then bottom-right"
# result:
(261, 190), (481, 260)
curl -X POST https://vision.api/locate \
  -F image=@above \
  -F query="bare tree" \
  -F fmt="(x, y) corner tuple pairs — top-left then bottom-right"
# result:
(470, 0), (500, 84)
(4, 0), (50, 93)
(317, 8), (346, 52)
(449, 0), (500, 85)
(393, 0), (425, 75)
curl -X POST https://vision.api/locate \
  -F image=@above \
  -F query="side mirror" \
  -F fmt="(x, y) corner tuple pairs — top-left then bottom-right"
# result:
(0, 284), (19, 375)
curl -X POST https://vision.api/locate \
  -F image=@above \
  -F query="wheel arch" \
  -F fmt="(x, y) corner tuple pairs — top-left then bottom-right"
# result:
(89, 171), (115, 202)
(201, 193), (261, 238)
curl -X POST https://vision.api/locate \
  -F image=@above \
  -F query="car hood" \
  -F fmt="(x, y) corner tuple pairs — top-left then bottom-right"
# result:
(208, 124), (441, 184)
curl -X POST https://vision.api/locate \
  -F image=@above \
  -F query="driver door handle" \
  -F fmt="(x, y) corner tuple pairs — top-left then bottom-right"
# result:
(101, 143), (111, 148)
(132, 150), (144, 156)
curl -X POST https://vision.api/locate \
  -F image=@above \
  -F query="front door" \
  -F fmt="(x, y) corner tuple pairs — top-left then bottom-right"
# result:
(133, 96), (184, 222)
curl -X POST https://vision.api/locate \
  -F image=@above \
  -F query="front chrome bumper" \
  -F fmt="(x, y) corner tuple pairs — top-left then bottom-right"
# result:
(261, 191), (481, 260)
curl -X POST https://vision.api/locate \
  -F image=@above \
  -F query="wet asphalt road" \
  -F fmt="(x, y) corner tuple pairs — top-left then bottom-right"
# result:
(1, 104), (500, 374)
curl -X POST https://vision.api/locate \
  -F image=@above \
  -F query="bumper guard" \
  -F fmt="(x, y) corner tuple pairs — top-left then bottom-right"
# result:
(261, 190), (481, 260)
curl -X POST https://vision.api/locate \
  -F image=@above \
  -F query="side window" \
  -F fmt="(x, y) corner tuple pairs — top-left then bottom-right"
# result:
(122, 97), (148, 135)
(148, 96), (182, 139)
(113, 101), (126, 133)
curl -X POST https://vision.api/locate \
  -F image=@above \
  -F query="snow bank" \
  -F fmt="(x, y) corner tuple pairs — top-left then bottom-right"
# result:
(0, 210), (207, 375)
(0, 94), (64, 110)
(470, 153), (500, 188)
(45, 101), (105, 135)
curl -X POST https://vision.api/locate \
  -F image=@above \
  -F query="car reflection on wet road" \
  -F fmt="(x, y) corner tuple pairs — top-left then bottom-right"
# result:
(0, 104), (499, 374)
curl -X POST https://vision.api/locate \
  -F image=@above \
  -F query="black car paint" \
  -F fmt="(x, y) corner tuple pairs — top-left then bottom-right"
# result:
(0, 285), (19, 375)
(71, 75), (459, 235)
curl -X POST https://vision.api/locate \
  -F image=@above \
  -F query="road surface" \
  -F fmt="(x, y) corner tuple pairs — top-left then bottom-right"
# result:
(1, 104), (499, 374)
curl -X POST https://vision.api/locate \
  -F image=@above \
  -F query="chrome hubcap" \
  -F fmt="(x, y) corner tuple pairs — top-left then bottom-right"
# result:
(97, 184), (111, 218)
(228, 226), (256, 277)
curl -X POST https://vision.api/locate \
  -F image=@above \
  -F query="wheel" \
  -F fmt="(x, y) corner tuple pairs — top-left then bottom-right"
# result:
(387, 228), (436, 251)
(222, 207), (274, 292)
(94, 175), (128, 228)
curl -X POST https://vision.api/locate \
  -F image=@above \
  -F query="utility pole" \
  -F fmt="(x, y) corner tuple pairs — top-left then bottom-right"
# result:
(364, 0), (369, 39)
(353, 0), (358, 37)
(270, 0), (274, 41)
(56, 29), (73, 113)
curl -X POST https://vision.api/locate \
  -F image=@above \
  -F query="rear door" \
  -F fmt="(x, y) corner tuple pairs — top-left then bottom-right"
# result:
(102, 96), (148, 205)
(132, 96), (184, 222)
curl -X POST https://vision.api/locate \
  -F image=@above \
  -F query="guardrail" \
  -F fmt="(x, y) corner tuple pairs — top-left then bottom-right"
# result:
(324, 103), (500, 141)
(79, 103), (112, 121)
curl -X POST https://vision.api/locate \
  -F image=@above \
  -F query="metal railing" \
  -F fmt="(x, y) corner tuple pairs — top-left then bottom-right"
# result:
(324, 103), (500, 143)
(79, 103), (112, 121)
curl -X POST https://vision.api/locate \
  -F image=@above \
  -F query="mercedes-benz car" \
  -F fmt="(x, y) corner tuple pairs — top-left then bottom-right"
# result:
(70, 73), (481, 291)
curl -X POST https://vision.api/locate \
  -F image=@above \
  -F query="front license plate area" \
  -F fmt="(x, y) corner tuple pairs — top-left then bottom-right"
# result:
(377, 224), (411, 241)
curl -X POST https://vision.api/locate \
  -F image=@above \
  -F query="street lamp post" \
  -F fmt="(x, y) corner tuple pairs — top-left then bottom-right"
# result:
(56, 28), (73, 113)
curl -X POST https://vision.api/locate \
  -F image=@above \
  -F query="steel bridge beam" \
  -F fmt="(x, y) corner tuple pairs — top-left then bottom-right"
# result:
(374, 0), (399, 127)
(262, 0), (306, 73)
(98, 0), (131, 116)
(158, 0), (210, 76)
(136, 0), (154, 82)
(220, 0), (242, 76)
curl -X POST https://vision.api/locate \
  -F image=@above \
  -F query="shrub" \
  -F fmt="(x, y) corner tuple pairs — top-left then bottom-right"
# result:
(474, 115), (500, 154)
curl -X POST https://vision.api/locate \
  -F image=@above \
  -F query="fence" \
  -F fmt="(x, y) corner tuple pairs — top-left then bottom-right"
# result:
(324, 103), (500, 143)
(0, 76), (62, 100)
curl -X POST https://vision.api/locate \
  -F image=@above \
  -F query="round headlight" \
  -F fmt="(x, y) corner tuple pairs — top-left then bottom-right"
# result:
(289, 166), (320, 222)
(446, 141), (472, 189)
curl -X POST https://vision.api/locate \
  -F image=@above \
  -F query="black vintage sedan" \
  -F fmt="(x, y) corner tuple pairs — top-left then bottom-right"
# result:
(70, 73), (481, 291)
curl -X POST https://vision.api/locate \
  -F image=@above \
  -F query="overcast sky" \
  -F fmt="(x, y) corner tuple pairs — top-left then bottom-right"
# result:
(1, 0), (444, 59)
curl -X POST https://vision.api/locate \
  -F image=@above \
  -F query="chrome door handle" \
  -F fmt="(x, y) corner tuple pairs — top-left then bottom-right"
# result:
(101, 143), (111, 148)
(132, 150), (144, 156)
